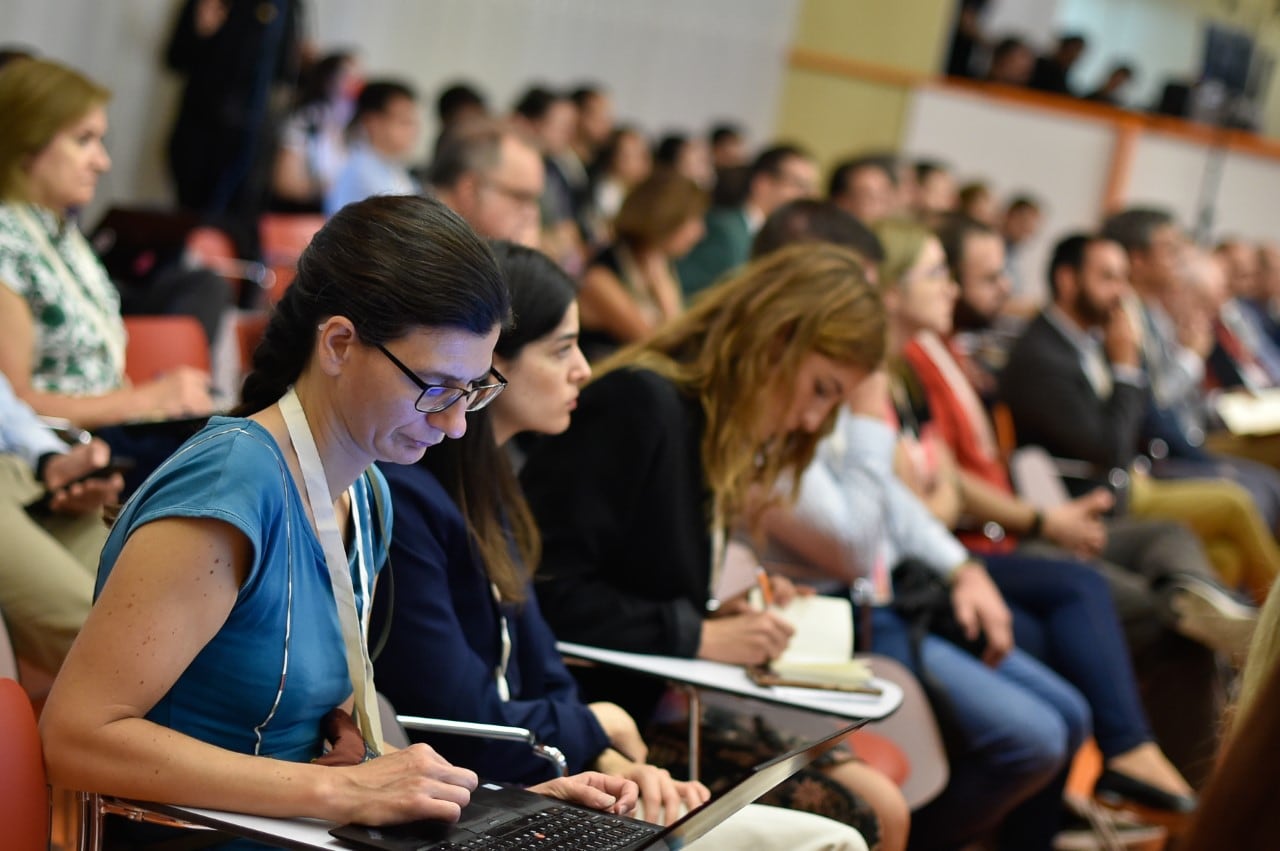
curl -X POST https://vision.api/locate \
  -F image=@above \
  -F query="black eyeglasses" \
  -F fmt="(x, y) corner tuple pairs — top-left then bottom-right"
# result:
(374, 343), (507, 413)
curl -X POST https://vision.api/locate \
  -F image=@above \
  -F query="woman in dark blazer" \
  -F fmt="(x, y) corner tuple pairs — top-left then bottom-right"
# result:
(371, 242), (873, 849)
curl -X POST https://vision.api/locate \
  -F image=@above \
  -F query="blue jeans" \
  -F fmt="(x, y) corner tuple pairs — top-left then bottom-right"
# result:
(986, 552), (1152, 758)
(867, 607), (1089, 851)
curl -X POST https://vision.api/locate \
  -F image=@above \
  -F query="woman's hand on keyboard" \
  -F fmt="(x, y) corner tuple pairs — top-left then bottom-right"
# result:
(328, 742), (478, 825)
(615, 764), (709, 826)
(530, 771), (639, 816)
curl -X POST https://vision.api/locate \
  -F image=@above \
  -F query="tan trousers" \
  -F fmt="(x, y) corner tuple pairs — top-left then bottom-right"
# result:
(1204, 429), (1280, 470)
(1129, 473), (1280, 602)
(0, 454), (105, 673)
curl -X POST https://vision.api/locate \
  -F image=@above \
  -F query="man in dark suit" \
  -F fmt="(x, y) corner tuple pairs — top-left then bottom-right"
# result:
(933, 221), (1243, 782)
(1001, 234), (1146, 481)
(1001, 233), (1278, 604)
(1101, 208), (1280, 529)
(676, 144), (817, 297)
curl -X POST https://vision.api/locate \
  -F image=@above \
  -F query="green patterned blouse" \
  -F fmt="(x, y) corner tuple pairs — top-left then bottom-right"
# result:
(0, 203), (126, 395)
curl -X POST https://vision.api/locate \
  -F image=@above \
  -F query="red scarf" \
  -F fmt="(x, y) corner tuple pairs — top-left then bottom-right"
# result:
(903, 332), (1016, 553)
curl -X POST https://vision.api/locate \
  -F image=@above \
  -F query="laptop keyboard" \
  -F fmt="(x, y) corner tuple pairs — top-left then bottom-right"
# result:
(433, 805), (658, 850)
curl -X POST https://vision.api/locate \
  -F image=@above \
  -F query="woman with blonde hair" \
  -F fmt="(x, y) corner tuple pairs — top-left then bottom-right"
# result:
(520, 243), (910, 846)
(0, 58), (219, 493)
(1229, 578), (1280, 737)
(0, 59), (215, 425)
(1176, 577), (1280, 850)
(766, 217), (1192, 849)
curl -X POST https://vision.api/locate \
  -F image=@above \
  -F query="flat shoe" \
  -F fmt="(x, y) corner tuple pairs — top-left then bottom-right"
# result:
(1093, 768), (1197, 814)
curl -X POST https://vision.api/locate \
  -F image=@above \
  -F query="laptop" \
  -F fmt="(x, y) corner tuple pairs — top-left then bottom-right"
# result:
(329, 720), (861, 851)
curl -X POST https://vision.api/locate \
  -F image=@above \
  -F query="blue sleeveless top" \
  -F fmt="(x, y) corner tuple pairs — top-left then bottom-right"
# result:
(96, 416), (391, 763)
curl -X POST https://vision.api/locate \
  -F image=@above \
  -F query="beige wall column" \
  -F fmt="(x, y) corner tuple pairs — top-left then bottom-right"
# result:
(775, 0), (953, 170)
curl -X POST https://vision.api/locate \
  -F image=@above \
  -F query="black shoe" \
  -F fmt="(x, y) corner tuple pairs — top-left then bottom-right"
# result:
(1093, 768), (1197, 814)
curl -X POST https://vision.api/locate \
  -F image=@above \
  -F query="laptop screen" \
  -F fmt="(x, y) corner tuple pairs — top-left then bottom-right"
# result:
(652, 720), (861, 849)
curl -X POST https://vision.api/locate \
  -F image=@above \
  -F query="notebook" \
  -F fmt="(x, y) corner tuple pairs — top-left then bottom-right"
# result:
(329, 720), (860, 851)
(745, 594), (873, 691)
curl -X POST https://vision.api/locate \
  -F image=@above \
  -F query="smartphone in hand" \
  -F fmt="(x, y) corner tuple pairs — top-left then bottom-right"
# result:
(26, 457), (135, 515)
(61, 456), (136, 487)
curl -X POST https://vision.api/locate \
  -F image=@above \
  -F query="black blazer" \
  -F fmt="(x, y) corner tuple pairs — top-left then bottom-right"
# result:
(520, 368), (714, 722)
(999, 313), (1147, 483)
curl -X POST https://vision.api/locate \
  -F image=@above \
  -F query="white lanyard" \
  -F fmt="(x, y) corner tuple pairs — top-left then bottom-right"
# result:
(707, 499), (726, 609)
(490, 583), (513, 702)
(278, 387), (382, 752)
(11, 205), (127, 382)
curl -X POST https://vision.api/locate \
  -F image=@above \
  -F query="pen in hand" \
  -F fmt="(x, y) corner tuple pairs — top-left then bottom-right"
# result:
(755, 567), (776, 610)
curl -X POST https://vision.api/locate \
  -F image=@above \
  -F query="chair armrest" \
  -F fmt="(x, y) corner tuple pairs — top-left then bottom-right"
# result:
(396, 716), (539, 743)
(395, 716), (569, 777)
(76, 792), (212, 851)
(1009, 446), (1133, 514)
(198, 257), (277, 291)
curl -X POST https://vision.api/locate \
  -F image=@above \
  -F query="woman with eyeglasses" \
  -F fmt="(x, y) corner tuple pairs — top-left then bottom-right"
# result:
(40, 196), (637, 847)
(371, 241), (870, 849)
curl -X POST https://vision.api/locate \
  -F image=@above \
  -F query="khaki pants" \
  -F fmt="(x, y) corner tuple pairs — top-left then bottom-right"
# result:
(0, 454), (105, 673)
(1129, 473), (1280, 602)
(1205, 429), (1280, 470)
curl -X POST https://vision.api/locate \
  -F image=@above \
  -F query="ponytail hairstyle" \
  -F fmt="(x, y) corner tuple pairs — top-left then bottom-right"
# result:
(420, 241), (579, 602)
(234, 195), (510, 416)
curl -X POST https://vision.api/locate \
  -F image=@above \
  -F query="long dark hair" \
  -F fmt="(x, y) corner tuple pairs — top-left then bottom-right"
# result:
(420, 242), (579, 602)
(235, 195), (509, 416)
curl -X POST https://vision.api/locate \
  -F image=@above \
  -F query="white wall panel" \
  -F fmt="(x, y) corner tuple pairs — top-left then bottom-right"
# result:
(1214, 150), (1280, 243)
(1125, 132), (1212, 229)
(903, 86), (1116, 302)
(3, 0), (799, 215)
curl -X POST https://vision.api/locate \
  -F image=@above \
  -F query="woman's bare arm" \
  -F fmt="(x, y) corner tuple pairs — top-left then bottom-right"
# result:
(40, 516), (476, 825)
(0, 285), (211, 427)
(577, 266), (655, 343)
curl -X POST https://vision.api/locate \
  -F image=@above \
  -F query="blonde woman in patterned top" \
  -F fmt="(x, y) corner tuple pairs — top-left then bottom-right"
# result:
(0, 58), (212, 430)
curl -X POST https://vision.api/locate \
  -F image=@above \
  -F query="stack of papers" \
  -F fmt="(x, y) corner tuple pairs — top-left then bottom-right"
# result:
(1216, 389), (1280, 436)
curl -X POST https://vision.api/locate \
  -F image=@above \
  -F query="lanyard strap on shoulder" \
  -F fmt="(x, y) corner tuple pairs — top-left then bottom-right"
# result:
(11, 205), (127, 379)
(278, 387), (383, 752)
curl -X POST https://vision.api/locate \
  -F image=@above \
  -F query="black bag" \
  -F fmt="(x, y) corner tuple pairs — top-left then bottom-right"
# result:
(890, 558), (988, 660)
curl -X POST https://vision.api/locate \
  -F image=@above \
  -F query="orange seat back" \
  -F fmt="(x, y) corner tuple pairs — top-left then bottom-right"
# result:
(123, 315), (211, 385)
(259, 214), (325, 304)
(0, 678), (49, 851)
(1065, 737), (1104, 800)
(991, 402), (1018, 463)
(185, 226), (238, 267)
(848, 729), (911, 787)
